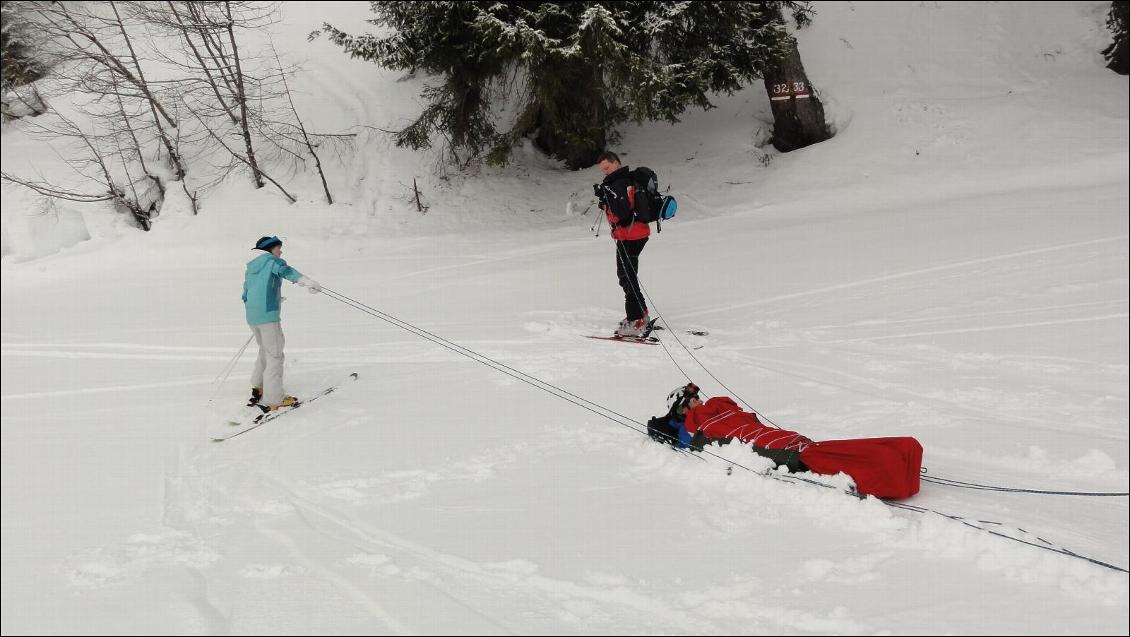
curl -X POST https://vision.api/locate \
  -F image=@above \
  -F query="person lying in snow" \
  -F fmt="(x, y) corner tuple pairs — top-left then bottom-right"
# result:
(648, 383), (923, 499)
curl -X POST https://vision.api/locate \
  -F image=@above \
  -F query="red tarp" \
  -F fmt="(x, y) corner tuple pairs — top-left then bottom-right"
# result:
(800, 437), (923, 499)
(685, 397), (923, 499)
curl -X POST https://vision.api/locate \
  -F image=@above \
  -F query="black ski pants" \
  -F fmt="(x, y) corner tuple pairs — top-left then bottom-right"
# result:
(615, 238), (649, 321)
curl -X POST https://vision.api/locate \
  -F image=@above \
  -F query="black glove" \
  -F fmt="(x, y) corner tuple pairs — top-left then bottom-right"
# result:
(593, 183), (606, 206)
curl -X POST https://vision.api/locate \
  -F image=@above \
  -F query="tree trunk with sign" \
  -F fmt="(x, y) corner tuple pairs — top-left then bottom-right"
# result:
(763, 37), (831, 152)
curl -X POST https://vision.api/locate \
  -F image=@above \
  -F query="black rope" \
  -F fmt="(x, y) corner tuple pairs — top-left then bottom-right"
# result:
(632, 272), (1128, 572)
(321, 287), (700, 461)
(636, 274), (774, 418)
(919, 470), (1129, 497)
(317, 289), (831, 494)
(322, 289), (639, 428)
(620, 239), (790, 432)
(724, 455), (1130, 574)
(613, 239), (696, 384)
(606, 226), (786, 430)
(320, 286), (1128, 575)
(884, 500), (1129, 574)
(317, 287), (852, 481)
(615, 236), (730, 393)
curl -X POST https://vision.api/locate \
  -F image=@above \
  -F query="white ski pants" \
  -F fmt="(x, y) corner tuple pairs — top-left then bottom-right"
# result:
(249, 321), (286, 405)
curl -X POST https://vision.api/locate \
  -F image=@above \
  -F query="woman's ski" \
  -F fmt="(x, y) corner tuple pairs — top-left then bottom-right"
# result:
(212, 372), (359, 442)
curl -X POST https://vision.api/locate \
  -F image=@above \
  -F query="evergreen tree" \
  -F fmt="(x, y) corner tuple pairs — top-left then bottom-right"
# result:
(1104, 1), (1128, 75)
(323, 1), (810, 169)
(320, 1), (513, 167)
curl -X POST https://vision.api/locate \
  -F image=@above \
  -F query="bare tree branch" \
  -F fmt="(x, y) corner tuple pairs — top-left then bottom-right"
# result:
(186, 103), (295, 203)
(271, 44), (332, 203)
(1, 172), (115, 202)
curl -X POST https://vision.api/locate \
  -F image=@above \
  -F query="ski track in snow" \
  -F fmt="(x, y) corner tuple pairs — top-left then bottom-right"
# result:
(803, 298), (1130, 332)
(812, 313), (1128, 343)
(726, 349), (1116, 434)
(172, 421), (718, 632)
(180, 433), (871, 634)
(677, 235), (1129, 320)
(152, 396), (1127, 634)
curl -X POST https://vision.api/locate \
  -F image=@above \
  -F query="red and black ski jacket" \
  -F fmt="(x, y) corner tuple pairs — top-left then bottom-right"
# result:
(684, 397), (811, 450)
(599, 166), (651, 241)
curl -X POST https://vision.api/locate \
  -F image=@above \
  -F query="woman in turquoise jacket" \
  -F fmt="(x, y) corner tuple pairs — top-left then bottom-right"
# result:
(242, 236), (320, 411)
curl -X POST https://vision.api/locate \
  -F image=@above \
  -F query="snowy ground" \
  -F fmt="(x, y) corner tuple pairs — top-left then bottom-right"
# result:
(2, 2), (1128, 634)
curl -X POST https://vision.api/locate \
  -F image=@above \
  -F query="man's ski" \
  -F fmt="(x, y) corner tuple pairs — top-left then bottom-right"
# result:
(212, 372), (359, 442)
(647, 321), (708, 336)
(585, 334), (660, 345)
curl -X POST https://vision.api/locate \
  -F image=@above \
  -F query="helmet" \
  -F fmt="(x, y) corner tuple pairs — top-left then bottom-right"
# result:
(666, 382), (700, 414)
(254, 235), (282, 251)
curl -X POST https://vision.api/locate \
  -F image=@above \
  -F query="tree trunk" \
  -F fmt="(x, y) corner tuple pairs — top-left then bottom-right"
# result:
(762, 38), (831, 152)
(109, 1), (186, 179)
(275, 48), (333, 204)
(450, 79), (480, 151)
(224, 2), (263, 189)
(168, 1), (239, 124)
(533, 66), (606, 170)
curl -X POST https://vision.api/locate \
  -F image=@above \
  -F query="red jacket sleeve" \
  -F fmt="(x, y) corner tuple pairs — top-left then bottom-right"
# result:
(684, 397), (742, 436)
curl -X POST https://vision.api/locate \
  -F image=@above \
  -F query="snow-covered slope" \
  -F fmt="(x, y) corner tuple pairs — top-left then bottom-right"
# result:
(2, 2), (1127, 634)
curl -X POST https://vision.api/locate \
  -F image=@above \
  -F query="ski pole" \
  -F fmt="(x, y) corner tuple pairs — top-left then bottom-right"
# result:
(208, 333), (253, 404)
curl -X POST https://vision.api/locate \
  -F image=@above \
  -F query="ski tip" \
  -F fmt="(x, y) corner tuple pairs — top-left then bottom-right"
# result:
(349, 372), (359, 379)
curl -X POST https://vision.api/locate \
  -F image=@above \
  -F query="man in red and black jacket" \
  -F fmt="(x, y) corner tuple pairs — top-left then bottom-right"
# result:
(595, 151), (651, 337)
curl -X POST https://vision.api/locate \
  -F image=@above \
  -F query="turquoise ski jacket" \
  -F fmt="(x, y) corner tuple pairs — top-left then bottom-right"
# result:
(242, 251), (304, 325)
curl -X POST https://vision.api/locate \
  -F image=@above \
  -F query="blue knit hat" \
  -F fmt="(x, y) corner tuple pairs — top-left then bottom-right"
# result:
(254, 236), (282, 251)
